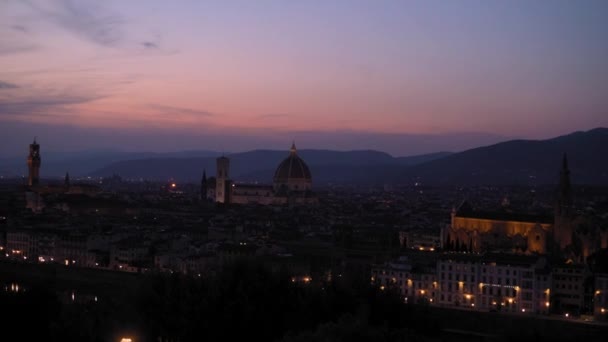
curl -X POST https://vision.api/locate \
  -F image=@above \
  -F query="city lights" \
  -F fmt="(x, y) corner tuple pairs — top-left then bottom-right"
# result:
(0, 2), (606, 340)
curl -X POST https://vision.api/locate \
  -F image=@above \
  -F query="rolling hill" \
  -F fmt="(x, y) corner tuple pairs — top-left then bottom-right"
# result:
(401, 128), (608, 185)
(4, 128), (606, 185)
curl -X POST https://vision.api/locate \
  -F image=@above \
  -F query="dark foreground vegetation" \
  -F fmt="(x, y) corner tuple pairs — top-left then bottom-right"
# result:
(1, 260), (606, 341)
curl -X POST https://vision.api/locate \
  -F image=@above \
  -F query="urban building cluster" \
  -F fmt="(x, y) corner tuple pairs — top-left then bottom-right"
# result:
(373, 156), (608, 320)
(1, 139), (608, 323)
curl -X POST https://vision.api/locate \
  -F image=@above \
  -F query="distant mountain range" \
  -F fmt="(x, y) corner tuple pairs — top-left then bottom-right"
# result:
(0, 150), (222, 178)
(1, 128), (606, 185)
(400, 128), (608, 185)
(89, 150), (453, 183)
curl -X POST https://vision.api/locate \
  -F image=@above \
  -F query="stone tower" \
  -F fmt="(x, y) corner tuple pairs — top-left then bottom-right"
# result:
(215, 156), (230, 203)
(201, 170), (207, 201)
(554, 153), (573, 249)
(27, 138), (41, 186)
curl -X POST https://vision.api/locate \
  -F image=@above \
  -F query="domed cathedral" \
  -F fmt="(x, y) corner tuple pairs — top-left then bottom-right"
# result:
(273, 142), (312, 194)
(440, 153), (608, 259)
(209, 142), (317, 205)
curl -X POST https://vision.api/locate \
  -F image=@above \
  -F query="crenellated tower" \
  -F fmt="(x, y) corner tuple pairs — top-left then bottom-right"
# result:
(27, 138), (41, 186)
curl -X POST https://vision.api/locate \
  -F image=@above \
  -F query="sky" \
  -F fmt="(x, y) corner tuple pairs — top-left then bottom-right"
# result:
(1, 0), (607, 156)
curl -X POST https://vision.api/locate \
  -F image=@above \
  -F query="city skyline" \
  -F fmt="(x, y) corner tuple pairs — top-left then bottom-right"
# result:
(3, 2), (608, 341)
(2, 0), (608, 155)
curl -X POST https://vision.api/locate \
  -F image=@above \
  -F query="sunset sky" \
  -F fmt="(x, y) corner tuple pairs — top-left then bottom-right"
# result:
(1, 0), (607, 156)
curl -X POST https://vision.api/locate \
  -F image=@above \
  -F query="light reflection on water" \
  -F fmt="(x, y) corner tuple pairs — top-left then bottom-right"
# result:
(3, 282), (24, 293)
(2, 280), (99, 304)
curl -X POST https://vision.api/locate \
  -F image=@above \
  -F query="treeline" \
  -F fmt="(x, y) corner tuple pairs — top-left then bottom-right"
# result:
(0, 260), (440, 341)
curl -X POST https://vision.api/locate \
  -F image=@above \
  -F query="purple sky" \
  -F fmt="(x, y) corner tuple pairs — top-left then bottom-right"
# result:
(1, 0), (607, 156)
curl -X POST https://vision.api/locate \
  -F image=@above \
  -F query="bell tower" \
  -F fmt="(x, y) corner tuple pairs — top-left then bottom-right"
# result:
(27, 138), (41, 186)
(554, 153), (573, 249)
(201, 170), (207, 201)
(215, 156), (230, 203)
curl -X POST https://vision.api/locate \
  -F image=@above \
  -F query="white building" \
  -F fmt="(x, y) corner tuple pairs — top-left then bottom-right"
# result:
(594, 273), (608, 320)
(373, 252), (552, 315)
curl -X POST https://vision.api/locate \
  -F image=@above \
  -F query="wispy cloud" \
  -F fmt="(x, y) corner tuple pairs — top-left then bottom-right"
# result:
(26, 0), (125, 47)
(11, 24), (28, 33)
(142, 41), (158, 49)
(256, 113), (289, 120)
(0, 81), (19, 89)
(0, 43), (39, 55)
(0, 80), (107, 122)
(0, 94), (105, 118)
(2, 0), (176, 60)
(149, 104), (214, 118)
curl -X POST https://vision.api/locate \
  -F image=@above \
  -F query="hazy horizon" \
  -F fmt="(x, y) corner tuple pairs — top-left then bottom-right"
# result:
(1, 119), (518, 158)
(2, 121), (606, 159)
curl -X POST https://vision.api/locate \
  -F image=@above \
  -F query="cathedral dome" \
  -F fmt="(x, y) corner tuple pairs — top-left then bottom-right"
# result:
(273, 143), (312, 192)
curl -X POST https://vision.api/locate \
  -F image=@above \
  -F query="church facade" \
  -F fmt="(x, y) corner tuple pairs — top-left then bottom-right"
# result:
(203, 143), (316, 205)
(441, 154), (608, 260)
